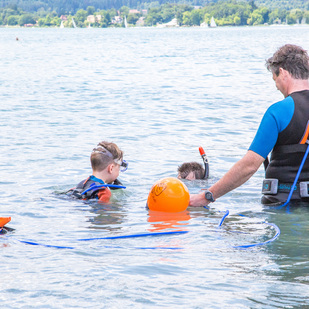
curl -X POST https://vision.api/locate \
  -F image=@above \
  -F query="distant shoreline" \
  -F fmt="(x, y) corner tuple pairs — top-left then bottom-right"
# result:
(2, 24), (309, 29)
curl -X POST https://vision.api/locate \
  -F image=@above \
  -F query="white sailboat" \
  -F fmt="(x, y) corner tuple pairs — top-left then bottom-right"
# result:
(124, 16), (128, 28)
(210, 16), (217, 28)
(60, 20), (64, 28)
(72, 18), (77, 28)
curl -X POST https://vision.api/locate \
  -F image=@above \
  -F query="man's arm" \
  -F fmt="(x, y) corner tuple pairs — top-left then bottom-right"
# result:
(189, 150), (265, 207)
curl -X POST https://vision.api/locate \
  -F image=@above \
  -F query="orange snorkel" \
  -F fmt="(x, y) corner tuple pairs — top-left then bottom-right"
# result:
(0, 217), (11, 228)
(199, 146), (209, 179)
(0, 217), (13, 234)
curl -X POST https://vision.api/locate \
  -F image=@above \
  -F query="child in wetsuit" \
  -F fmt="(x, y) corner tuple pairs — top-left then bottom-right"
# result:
(70, 141), (127, 203)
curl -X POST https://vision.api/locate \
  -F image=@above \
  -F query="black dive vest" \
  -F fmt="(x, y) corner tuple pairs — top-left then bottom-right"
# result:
(71, 177), (103, 199)
(266, 90), (309, 183)
(69, 177), (123, 200)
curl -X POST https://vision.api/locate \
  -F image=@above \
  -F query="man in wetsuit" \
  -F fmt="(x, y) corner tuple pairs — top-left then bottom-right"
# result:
(190, 44), (309, 206)
(69, 141), (128, 203)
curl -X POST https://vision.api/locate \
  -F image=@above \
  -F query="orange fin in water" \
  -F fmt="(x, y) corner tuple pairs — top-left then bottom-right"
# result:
(0, 217), (11, 227)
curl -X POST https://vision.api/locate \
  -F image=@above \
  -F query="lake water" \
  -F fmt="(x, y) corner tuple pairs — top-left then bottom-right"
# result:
(1, 25), (309, 308)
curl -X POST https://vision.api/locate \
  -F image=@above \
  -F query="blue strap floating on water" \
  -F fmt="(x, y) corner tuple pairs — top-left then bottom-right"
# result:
(15, 231), (188, 250)
(217, 211), (280, 248)
(232, 222), (280, 249)
(17, 240), (183, 250)
(18, 240), (75, 249)
(14, 223), (280, 250)
(217, 210), (229, 227)
(77, 230), (188, 241)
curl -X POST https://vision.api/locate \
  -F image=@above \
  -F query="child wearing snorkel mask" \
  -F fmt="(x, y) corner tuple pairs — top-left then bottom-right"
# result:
(177, 147), (209, 180)
(69, 141), (128, 203)
(177, 162), (205, 180)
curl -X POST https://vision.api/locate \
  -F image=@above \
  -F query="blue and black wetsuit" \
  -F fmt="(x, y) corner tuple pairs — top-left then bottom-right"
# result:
(69, 175), (113, 202)
(249, 90), (309, 204)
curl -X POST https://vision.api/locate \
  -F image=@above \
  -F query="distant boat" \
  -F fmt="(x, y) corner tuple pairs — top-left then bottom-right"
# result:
(72, 18), (77, 28)
(88, 23), (92, 28)
(60, 20), (64, 28)
(210, 16), (217, 28)
(200, 21), (208, 28)
(124, 16), (128, 28)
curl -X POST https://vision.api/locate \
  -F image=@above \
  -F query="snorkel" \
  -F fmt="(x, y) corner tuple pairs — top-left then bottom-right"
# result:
(199, 146), (209, 179)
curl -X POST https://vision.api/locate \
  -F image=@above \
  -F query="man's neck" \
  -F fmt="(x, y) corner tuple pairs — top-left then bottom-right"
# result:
(287, 79), (309, 96)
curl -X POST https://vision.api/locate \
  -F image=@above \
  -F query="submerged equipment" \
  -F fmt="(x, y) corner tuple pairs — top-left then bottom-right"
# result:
(215, 140), (309, 247)
(199, 146), (209, 179)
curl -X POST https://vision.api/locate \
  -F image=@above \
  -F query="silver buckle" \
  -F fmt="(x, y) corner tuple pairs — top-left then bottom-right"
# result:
(300, 181), (309, 197)
(262, 179), (278, 195)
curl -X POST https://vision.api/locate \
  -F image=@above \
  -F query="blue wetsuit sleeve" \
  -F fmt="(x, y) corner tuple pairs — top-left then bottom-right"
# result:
(249, 97), (294, 159)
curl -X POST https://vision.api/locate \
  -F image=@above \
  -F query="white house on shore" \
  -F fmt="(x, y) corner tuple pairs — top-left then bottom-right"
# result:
(157, 18), (179, 28)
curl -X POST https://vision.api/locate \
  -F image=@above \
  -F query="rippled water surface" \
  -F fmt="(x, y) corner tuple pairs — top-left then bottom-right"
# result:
(1, 26), (309, 308)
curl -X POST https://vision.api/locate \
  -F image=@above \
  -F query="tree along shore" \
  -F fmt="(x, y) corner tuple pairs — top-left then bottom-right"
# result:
(1, 1), (309, 28)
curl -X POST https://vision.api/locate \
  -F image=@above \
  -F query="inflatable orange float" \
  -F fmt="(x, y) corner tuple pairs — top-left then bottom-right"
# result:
(147, 177), (190, 212)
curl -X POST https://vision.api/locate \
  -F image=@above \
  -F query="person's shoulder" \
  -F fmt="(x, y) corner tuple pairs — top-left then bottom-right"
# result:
(75, 178), (89, 189)
(267, 96), (294, 114)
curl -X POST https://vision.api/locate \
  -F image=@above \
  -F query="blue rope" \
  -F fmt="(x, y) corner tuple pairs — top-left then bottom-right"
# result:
(232, 222), (280, 249)
(81, 184), (126, 195)
(218, 210), (229, 227)
(76, 231), (188, 241)
(15, 222), (280, 250)
(17, 240), (184, 250)
(18, 240), (75, 249)
(16, 231), (188, 250)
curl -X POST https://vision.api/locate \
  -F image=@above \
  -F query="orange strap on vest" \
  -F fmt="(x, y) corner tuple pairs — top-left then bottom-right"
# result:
(97, 188), (112, 203)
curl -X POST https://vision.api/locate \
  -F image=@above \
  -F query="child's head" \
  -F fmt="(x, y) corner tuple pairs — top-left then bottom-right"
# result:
(177, 162), (205, 180)
(91, 141), (126, 182)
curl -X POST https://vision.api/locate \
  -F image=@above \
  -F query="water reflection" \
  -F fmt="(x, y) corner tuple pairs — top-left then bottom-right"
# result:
(54, 188), (127, 232)
(87, 202), (126, 231)
(147, 210), (191, 232)
(262, 206), (309, 284)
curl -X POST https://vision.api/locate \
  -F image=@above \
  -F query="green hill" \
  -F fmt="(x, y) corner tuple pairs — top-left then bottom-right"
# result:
(1, 0), (308, 13)
(254, 0), (309, 10)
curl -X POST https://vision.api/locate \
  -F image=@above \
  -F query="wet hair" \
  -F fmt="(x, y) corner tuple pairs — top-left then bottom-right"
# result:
(90, 141), (123, 172)
(266, 44), (309, 79)
(178, 162), (205, 179)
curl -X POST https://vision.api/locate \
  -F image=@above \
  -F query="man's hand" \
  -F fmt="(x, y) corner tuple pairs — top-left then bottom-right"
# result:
(189, 192), (210, 207)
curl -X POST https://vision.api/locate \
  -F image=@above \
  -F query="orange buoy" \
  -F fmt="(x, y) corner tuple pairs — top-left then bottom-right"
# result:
(0, 217), (11, 227)
(147, 177), (190, 212)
